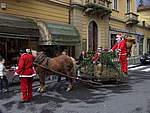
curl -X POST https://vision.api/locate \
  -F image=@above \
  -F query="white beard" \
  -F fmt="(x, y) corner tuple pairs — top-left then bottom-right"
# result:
(117, 39), (121, 43)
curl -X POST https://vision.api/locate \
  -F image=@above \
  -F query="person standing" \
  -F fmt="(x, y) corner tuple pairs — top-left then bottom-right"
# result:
(78, 51), (86, 64)
(111, 33), (128, 76)
(14, 48), (36, 102)
(92, 47), (102, 64)
(92, 47), (103, 76)
(0, 57), (9, 92)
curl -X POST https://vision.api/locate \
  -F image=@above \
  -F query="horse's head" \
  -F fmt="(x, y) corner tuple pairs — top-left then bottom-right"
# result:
(125, 37), (136, 57)
(31, 50), (38, 58)
(31, 50), (47, 64)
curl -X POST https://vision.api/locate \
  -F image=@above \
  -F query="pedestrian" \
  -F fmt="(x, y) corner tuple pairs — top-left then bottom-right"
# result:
(91, 47), (103, 76)
(14, 48), (36, 103)
(62, 49), (68, 55)
(0, 57), (9, 92)
(110, 33), (128, 77)
(78, 51), (86, 64)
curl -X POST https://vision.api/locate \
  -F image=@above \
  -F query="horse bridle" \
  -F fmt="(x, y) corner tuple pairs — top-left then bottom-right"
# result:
(34, 52), (49, 67)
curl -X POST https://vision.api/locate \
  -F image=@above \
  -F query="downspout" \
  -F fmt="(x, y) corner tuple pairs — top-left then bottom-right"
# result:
(69, 0), (72, 24)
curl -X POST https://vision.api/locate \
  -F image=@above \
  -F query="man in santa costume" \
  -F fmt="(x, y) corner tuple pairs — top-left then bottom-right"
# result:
(111, 33), (128, 77)
(15, 48), (36, 103)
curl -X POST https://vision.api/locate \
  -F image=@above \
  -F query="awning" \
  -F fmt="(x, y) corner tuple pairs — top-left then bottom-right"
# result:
(0, 13), (39, 40)
(37, 21), (80, 46)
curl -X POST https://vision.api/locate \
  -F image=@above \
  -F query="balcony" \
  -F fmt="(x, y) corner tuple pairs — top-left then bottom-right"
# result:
(125, 12), (139, 26)
(83, 0), (112, 16)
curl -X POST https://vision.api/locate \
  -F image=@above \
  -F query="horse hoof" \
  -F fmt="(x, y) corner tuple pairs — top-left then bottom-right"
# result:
(37, 88), (41, 92)
(66, 87), (73, 92)
(37, 87), (46, 93)
(66, 88), (71, 92)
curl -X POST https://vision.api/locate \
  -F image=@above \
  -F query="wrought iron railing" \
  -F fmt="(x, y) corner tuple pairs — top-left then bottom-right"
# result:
(84, 0), (111, 8)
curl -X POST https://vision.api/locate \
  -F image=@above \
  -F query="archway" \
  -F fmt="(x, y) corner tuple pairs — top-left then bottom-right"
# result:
(88, 21), (98, 51)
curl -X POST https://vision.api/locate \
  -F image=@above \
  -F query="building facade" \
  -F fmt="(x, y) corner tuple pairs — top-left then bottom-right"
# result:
(0, 0), (150, 66)
(0, 0), (80, 66)
(137, 4), (150, 53)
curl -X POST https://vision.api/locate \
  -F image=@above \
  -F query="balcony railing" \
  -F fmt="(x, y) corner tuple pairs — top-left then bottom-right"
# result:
(83, 0), (112, 16)
(84, 0), (111, 8)
(125, 12), (139, 25)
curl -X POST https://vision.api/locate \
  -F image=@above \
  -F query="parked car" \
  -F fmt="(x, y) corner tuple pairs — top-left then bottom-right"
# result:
(140, 53), (150, 64)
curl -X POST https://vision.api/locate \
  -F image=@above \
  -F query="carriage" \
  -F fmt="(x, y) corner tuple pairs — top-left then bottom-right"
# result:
(32, 36), (136, 92)
(76, 36), (136, 83)
(77, 50), (122, 82)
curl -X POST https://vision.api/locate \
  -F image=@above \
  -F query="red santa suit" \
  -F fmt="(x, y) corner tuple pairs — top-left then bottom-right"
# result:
(111, 34), (128, 74)
(92, 51), (101, 64)
(15, 52), (36, 102)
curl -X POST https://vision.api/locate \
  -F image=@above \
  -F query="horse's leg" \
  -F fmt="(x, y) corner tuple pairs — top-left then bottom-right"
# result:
(66, 77), (73, 92)
(57, 75), (61, 82)
(66, 69), (74, 92)
(38, 72), (46, 93)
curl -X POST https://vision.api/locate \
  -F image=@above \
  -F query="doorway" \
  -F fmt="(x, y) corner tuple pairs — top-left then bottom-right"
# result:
(88, 21), (98, 51)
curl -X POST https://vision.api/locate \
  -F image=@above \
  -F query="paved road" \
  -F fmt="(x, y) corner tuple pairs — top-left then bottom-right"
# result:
(1, 64), (150, 113)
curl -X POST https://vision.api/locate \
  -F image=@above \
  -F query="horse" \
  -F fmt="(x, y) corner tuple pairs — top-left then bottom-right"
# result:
(125, 36), (136, 57)
(32, 50), (75, 92)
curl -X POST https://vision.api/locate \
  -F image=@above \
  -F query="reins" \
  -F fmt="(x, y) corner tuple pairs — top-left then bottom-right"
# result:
(33, 62), (102, 86)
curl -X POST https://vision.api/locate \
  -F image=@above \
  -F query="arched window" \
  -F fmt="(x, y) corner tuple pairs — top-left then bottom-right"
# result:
(88, 21), (98, 51)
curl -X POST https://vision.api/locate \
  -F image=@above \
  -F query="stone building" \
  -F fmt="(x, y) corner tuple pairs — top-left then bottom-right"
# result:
(71, 0), (150, 57)
(0, 0), (150, 66)
(137, 4), (150, 53)
(0, 0), (80, 66)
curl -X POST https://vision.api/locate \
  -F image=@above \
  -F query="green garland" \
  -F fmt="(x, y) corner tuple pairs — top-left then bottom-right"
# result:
(79, 49), (94, 76)
(100, 51), (123, 77)
(79, 50), (124, 77)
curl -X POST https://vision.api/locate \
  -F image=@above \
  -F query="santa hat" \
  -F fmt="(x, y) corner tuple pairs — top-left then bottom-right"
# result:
(116, 33), (122, 40)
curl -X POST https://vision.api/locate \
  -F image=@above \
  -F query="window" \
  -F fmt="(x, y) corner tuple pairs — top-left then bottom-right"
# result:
(112, 0), (118, 11)
(127, 0), (130, 13)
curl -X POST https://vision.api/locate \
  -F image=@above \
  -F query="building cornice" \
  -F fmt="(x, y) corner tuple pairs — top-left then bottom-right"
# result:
(36, 0), (70, 8)
(110, 16), (125, 23)
(48, 0), (70, 6)
(137, 24), (150, 30)
(137, 5), (150, 12)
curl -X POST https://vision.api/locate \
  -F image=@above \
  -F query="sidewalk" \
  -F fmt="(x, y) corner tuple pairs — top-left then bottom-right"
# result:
(6, 70), (39, 85)
(128, 55), (141, 65)
(6, 69), (59, 86)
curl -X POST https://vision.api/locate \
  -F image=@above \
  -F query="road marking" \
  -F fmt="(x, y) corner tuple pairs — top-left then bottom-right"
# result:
(128, 65), (137, 68)
(128, 66), (147, 70)
(141, 68), (150, 72)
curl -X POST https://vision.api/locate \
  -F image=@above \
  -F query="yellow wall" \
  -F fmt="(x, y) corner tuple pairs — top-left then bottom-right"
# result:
(111, 0), (137, 21)
(138, 10), (150, 25)
(0, 0), (69, 24)
(110, 19), (126, 30)
(111, 0), (126, 20)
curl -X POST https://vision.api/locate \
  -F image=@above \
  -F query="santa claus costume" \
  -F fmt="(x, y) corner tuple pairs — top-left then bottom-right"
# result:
(15, 48), (36, 102)
(111, 33), (128, 75)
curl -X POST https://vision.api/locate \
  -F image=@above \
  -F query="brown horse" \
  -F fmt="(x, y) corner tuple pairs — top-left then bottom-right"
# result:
(32, 51), (75, 92)
(125, 36), (136, 57)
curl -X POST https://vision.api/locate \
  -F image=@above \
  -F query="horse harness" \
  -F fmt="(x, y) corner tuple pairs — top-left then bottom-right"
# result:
(34, 52), (49, 68)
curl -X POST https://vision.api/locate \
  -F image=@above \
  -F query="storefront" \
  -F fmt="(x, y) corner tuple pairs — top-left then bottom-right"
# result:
(109, 27), (144, 56)
(37, 21), (80, 58)
(0, 14), (39, 67)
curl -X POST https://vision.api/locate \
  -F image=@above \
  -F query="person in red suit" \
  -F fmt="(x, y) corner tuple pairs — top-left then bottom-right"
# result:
(15, 48), (36, 103)
(92, 47), (102, 64)
(111, 33), (128, 76)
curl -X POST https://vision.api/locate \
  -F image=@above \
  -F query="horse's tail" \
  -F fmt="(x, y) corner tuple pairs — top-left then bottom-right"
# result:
(70, 57), (77, 76)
